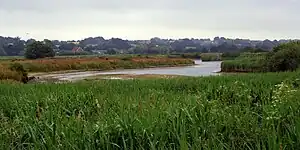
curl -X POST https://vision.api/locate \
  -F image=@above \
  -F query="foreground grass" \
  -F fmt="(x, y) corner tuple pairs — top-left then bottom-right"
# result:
(0, 71), (300, 149)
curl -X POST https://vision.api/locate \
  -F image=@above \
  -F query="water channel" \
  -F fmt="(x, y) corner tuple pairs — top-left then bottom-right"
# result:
(38, 60), (222, 81)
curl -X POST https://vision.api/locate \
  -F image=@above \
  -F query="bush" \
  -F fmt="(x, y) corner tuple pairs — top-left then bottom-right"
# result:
(9, 63), (29, 83)
(0, 64), (28, 83)
(25, 41), (55, 59)
(221, 42), (300, 73)
(266, 42), (300, 72)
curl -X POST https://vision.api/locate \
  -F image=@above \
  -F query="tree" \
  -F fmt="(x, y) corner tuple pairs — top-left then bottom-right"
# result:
(25, 41), (55, 59)
(59, 42), (76, 51)
(266, 41), (300, 72)
(3, 41), (25, 56)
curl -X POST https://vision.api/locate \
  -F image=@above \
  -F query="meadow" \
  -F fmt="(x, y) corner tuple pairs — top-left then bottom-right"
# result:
(0, 71), (300, 149)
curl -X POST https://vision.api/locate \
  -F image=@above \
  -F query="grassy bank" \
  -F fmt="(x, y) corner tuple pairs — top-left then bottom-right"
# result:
(221, 53), (268, 72)
(0, 65), (24, 81)
(0, 64), (28, 82)
(0, 71), (300, 149)
(0, 56), (194, 73)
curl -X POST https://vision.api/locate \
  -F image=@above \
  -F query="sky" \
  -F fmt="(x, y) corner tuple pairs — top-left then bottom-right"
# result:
(0, 0), (300, 41)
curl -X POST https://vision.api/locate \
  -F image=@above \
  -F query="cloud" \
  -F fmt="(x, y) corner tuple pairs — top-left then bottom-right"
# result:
(0, 0), (299, 40)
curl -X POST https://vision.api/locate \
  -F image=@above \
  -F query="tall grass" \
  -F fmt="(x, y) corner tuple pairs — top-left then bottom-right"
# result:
(221, 53), (268, 72)
(200, 53), (222, 61)
(0, 71), (300, 149)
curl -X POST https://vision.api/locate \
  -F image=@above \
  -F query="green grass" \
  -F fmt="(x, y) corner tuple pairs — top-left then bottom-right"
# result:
(1, 71), (300, 149)
(0, 56), (24, 60)
(221, 53), (268, 72)
(200, 53), (222, 61)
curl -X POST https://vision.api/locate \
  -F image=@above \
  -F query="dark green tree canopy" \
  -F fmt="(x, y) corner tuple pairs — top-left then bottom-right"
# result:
(266, 41), (300, 72)
(25, 41), (55, 59)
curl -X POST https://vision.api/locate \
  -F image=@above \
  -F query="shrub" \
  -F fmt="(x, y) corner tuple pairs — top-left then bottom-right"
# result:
(221, 42), (300, 73)
(9, 63), (29, 83)
(266, 41), (300, 72)
(0, 64), (27, 83)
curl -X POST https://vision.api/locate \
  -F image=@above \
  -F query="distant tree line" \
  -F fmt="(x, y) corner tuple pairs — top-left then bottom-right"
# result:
(0, 36), (297, 56)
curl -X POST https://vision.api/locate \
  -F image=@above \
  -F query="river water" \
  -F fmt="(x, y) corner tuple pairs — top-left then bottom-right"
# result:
(91, 60), (221, 76)
(38, 60), (222, 81)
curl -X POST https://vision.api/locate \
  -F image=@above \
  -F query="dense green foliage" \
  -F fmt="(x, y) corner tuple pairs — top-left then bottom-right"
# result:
(221, 48), (267, 61)
(222, 42), (300, 73)
(25, 41), (55, 59)
(221, 53), (268, 72)
(266, 42), (300, 72)
(0, 71), (300, 149)
(1, 36), (294, 56)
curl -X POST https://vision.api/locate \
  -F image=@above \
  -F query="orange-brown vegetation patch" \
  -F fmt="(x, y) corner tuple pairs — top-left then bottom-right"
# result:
(0, 64), (24, 82)
(0, 56), (195, 73)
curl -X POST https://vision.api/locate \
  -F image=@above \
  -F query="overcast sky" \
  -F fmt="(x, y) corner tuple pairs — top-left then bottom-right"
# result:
(0, 0), (299, 40)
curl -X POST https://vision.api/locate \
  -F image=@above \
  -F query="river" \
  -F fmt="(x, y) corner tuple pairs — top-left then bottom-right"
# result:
(36, 60), (222, 81)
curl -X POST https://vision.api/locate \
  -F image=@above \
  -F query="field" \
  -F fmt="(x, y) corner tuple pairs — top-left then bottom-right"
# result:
(221, 53), (268, 72)
(0, 71), (300, 149)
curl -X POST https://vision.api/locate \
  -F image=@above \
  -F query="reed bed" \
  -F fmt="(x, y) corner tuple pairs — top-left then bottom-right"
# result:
(0, 71), (300, 149)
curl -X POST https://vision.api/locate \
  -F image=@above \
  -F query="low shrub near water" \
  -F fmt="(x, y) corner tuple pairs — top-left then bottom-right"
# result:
(0, 71), (300, 149)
